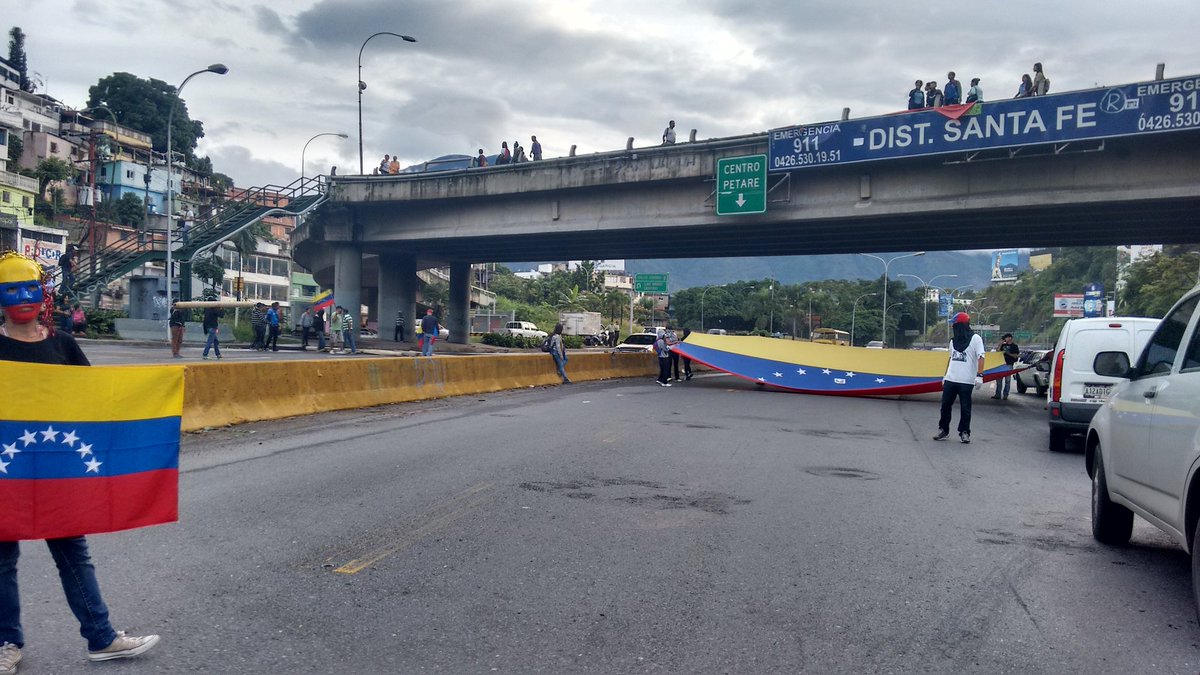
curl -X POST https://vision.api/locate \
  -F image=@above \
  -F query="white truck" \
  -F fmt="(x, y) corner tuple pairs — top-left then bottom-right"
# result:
(504, 321), (547, 339)
(558, 311), (602, 337)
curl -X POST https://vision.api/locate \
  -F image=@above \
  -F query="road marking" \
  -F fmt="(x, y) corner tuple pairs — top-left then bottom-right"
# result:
(332, 481), (494, 574)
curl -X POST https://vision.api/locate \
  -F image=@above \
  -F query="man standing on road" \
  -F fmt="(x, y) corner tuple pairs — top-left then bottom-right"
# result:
(934, 312), (985, 444)
(548, 322), (569, 383)
(394, 310), (405, 342)
(300, 307), (313, 350)
(338, 306), (357, 355)
(250, 302), (267, 351)
(654, 330), (672, 386)
(202, 305), (224, 360)
(168, 301), (186, 359)
(681, 328), (694, 380)
(992, 333), (1020, 400)
(420, 308), (439, 357)
(312, 309), (326, 352)
(266, 302), (281, 352)
(664, 324), (681, 382)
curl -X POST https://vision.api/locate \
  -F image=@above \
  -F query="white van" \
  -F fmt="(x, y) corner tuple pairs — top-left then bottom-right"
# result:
(1047, 316), (1160, 451)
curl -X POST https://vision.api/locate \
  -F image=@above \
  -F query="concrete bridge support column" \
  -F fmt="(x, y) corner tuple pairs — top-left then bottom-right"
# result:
(448, 261), (471, 344)
(333, 244), (362, 331)
(378, 252), (416, 342)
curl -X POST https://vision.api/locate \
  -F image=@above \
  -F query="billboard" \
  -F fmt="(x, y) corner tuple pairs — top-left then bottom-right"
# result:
(991, 250), (1019, 282)
(1053, 293), (1085, 318)
(1083, 283), (1106, 318)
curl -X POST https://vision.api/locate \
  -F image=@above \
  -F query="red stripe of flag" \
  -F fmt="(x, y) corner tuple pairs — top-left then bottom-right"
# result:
(0, 469), (178, 540)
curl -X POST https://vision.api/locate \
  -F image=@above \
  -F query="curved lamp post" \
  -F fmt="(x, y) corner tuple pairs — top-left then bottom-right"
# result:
(850, 292), (876, 347)
(699, 284), (725, 332)
(899, 272), (957, 343)
(302, 132), (349, 180)
(357, 32), (416, 175)
(886, 301), (905, 346)
(165, 63), (228, 329)
(859, 251), (924, 344)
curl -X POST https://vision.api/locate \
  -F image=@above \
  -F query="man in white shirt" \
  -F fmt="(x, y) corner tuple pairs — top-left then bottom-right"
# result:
(662, 120), (676, 145)
(935, 312), (986, 443)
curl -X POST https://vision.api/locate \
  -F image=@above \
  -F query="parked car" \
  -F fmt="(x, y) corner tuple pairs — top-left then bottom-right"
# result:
(1086, 286), (1200, 617)
(416, 321), (450, 339)
(615, 332), (658, 353)
(865, 340), (885, 349)
(706, 329), (727, 335)
(1047, 316), (1160, 452)
(503, 321), (547, 339)
(1012, 349), (1050, 395)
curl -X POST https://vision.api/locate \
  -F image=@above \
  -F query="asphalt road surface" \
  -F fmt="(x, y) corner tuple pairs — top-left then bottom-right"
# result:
(12, 372), (1200, 673)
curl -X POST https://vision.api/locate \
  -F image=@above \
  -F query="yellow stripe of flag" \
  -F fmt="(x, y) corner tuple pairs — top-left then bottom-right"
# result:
(0, 363), (184, 423)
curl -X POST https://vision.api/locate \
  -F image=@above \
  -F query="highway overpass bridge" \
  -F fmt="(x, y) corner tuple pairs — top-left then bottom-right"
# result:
(293, 76), (1200, 342)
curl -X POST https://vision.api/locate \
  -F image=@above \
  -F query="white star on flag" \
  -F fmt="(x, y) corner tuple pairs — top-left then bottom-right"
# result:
(846, 372), (856, 378)
(821, 368), (832, 375)
(61, 430), (79, 447)
(773, 372), (783, 378)
(77, 443), (93, 458)
(757, 376), (766, 382)
(40, 426), (59, 443)
(796, 368), (806, 375)
(0, 459), (8, 474)
(19, 430), (37, 447)
(875, 378), (886, 383)
(1, 443), (18, 459)
(84, 458), (103, 473)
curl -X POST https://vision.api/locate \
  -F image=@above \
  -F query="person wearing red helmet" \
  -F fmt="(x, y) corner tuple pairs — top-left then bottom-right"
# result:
(934, 312), (986, 443)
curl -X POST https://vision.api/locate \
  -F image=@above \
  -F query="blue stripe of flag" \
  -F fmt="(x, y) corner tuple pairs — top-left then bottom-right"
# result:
(0, 417), (180, 480)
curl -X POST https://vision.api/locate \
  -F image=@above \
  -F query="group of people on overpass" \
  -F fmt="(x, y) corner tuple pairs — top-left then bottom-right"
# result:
(908, 62), (1048, 110)
(473, 135), (543, 167)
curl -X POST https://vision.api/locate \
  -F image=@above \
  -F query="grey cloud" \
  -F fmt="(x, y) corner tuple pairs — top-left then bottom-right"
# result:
(254, 6), (288, 35)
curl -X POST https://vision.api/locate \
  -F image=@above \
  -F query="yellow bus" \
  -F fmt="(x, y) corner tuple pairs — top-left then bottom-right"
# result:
(811, 328), (850, 346)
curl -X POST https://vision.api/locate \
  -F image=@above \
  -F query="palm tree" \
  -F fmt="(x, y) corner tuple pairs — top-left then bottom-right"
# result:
(600, 287), (628, 323)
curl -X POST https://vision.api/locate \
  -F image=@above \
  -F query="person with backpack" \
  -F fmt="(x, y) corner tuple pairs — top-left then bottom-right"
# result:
(965, 77), (983, 103)
(547, 322), (569, 384)
(1032, 62), (1049, 96)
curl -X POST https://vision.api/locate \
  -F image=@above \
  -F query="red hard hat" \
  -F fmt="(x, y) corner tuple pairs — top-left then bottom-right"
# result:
(952, 312), (970, 324)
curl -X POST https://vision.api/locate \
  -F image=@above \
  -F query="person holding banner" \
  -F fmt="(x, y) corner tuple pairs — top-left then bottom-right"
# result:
(0, 252), (160, 671)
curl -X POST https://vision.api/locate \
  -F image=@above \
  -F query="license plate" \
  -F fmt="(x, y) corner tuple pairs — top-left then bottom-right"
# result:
(1082, 383), (1112, 400)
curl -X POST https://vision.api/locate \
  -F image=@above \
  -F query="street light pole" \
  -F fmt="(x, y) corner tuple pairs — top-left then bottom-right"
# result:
(886, 302), (904, 347)
(851, 292), (876, 347)
(165, 63), (227, 332)
(898, 272), (957, 344)
(860, 252), (924, 343)
(357, 32), (416, 175)
(699, 284), (725, 332)
(302, 132), (349, 180)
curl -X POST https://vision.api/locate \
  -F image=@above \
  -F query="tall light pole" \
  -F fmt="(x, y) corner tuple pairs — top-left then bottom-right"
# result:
(700, 284), (725, 331)
(358, 32), (416, 175)
(860, 251), (924, 342)
(302, 132), (349, 180)
(851, 292), (876, 347)
(899, 272), (957, 343)
(886, 302), (905, 347)
(165, 63), (227, 327)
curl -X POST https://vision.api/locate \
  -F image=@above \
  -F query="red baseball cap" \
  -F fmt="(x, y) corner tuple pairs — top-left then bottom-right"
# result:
(952, 312), (970, 324)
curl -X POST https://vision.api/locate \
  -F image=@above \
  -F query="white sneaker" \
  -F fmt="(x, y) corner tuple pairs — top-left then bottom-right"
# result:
(87, 632), (160, 662)
(0, 642), (20, 675)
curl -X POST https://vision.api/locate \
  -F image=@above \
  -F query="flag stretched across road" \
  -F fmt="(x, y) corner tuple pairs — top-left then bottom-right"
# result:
(312, 289), (334, 312)
(0, 362), (183, 540)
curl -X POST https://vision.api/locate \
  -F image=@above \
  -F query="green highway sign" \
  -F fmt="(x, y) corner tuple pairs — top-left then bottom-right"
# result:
(716, 154), (767, 216)
(634, 273), (669, 293)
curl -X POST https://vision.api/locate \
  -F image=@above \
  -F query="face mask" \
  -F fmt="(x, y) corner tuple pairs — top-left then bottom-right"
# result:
(0, 254), (45, 324)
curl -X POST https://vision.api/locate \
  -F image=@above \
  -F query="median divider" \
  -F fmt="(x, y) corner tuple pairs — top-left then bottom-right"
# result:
(181, 351), (656, 431)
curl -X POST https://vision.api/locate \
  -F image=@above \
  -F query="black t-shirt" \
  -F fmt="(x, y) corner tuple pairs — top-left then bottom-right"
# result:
(0, 331), (90, 366)
(1001, 341), (1020, 365)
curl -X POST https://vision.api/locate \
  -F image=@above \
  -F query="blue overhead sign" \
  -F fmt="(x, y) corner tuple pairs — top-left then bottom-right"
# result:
(769, 74), (1200, 171)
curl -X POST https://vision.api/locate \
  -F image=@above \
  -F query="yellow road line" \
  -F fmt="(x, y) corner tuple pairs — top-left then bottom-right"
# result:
(333, 482), (494, 574)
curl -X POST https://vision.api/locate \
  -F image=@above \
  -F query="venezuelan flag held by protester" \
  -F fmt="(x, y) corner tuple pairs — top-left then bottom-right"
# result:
(0, 361), (183, 540)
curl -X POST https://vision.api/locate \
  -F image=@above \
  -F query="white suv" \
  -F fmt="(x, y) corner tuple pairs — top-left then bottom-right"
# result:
(1086, 285), (1200, 616)
(503, 321), (547, 339)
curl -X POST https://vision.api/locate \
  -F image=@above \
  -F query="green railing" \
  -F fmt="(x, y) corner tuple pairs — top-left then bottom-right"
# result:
(66, 175), (327, 301)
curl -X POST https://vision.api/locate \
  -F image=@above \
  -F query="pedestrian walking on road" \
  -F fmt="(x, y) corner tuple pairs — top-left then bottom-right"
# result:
(548, 322), (569, 383)
(202, 305), (224, 360)
(312, 309), (326, 351)
(250, 302), (267, 350)
(681, 328), (694, 380)
(300, 307), (313, 350)
(338, 305), (357, 354)
(394, 310), (405, 342)
(0, 252), (161, 672)
(266, 302), (281, 352)
(934, 312), (986, 444)
(328, 308), (343, 353)
(664, 324), (681, 381)
(420, 308), (439, 357)
(168, 301), (185, 358)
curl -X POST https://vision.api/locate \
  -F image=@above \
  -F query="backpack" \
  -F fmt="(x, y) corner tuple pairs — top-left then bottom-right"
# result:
(540, 336), (552, 352)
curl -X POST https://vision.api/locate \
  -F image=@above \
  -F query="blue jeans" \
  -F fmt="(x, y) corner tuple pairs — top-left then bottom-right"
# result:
(994, 373), (1011, 397)
(551, 350), (568, 381)
(317, 330), (326, 350)
(0, 537), (118, 651)
(938, 381), (975, 434)
(422, 335), (436, 356)
(343, 329), (356, 353)
(203, 326), (221, 357)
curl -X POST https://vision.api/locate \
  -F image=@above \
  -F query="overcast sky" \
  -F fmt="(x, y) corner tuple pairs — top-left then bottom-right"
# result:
(18, 1), (1200, 189)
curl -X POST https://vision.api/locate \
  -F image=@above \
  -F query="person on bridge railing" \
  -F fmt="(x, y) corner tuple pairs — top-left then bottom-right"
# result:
(513, 141), (527, 163)
(475, 149), (488, 168)
(944, 72), (962, 105)
(966, 77), (983, 103)
(495, 142), (511, 165)
(530, 135), (542, 161)
(1032, 62), (1049, 96)
(379, 154), (390, 174)
(907, 80), (925, 110)
(662, 120), (676, 145)
(925, 80), (944, 108)
(1014, 73), (1034, 99)
(388, 156), (400, 175)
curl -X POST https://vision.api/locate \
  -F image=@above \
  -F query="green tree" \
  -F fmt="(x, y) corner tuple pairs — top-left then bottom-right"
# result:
(114, 193), (146, 227)
(191, 255), (226, 293)
(33, 157), (73, 197)
(1122, 252), (1199, 318)
(7, 27), (32, 93)
(87, 72), (207, 161)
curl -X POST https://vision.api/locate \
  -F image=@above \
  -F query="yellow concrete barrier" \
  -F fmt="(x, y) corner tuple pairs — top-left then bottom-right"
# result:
(181, 351), (656, 431)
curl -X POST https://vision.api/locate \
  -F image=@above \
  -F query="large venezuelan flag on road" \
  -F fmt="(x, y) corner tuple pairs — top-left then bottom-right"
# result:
(0, 362), (183, 540)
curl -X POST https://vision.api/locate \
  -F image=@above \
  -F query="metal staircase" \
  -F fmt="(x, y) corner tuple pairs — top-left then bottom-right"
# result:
(67, 175), (328, 301)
